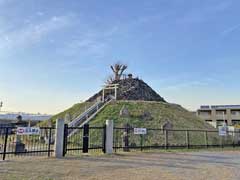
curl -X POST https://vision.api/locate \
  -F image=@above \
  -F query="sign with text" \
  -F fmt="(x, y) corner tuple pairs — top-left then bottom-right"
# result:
(218, 126), (227, 136)
(134, 128), (147, 135)
(17, 127), (40, 135)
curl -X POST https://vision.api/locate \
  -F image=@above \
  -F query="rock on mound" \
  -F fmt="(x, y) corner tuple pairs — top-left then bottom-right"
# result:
(87, 78), (166, 102)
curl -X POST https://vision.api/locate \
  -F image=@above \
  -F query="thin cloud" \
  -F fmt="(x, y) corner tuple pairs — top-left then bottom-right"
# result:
(0, 0), (7, 4)
(63, 38), (108, 58)
(162, 81), (208, 91)
(0, 0), (14, 6)
(59, 26), (119, 58)
(177, 1), (231, 24)
(36, 12), (45, 17)
(221, 24), (240, 36)
(135, 13), (171, 24)
(162, 78), (223, 91)
(0, 14), (75, 50)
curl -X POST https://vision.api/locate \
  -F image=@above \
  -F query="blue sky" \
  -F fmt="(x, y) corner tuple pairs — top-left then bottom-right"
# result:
(0, 0), (240, 114)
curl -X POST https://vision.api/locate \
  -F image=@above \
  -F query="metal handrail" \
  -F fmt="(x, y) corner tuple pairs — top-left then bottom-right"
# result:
(68, 101), (102, 127)
(67, 96), (114, 137)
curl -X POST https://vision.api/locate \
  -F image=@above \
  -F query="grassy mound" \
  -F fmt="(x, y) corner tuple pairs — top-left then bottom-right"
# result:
(44, 100), (212, 130)
(40, 102), (94, 126)
(88, 101), (220, 147)
(90, 101), (212, 129)
(45, 101), (226, 148)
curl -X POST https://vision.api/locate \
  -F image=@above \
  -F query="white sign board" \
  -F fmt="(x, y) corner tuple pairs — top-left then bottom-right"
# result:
(17, 127), (40, 135)
(134, 128), (147, 135)
(227, 126), (235, 136)
(218, 126), (227, 136)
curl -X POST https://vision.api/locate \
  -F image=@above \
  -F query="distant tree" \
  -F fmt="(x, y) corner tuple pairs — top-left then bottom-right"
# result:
(110, 63), (128, 81)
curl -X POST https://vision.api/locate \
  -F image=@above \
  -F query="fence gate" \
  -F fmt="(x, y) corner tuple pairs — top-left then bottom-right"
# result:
(0, 127), (55, 160)
(63, 124), (106, 156)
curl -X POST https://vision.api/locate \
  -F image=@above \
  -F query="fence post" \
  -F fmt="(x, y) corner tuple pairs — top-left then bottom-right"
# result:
(221, 137), (224, 149)
(232, 132), (235, 148)
(63, 124), (68, 156)
(82, 124), (89, 153)
(115, 129), (118, 153)
(102, 124), (106, 153)
(105, 120), (113, 154)
(3, 127), (9, 161)
(54, 119), (65, 158)
(48, 128), (52, 157)
(140, 135), (143, 151)
(123, 124), (130, 152)
(186, 130), (190, 149)
(205, 131), (208, 148)
(165, 130), (168, 150)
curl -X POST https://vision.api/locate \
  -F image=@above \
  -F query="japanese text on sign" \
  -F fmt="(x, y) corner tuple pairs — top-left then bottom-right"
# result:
(134, 128), (147, 135)
(17, 127), (40, 135)
(218, 126), (227, 136)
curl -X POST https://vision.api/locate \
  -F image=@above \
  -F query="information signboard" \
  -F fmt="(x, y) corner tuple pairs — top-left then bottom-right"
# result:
(17, 127), (40, 135)
(218, 126), (227, 136)
(134, 128), (147, 135)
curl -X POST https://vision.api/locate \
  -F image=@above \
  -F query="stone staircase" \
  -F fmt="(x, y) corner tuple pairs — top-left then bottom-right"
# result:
(67, 96), (114, 137)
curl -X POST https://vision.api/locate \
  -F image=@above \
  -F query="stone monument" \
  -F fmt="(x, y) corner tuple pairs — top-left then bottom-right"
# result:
(120, 106), (130, 118)
(15, 115), (27, 154)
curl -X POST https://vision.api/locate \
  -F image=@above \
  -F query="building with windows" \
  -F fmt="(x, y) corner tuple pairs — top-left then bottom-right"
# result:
(197, 105), (240, 128)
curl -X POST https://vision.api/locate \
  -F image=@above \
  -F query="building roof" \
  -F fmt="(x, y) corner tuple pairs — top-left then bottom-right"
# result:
(199, 105), (240, 110)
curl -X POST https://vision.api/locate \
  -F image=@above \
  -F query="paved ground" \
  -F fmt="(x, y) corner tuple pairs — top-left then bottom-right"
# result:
(1, 150), (240, 180)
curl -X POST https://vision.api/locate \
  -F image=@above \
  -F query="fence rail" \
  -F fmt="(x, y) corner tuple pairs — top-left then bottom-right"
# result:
(113, 127), (240, 152)
(1, 122), (240, 160)
(0, 127), (55, 160)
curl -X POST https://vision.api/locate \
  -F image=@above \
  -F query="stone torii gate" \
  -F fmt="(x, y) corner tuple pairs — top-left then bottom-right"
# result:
(102, 84), (119, 101)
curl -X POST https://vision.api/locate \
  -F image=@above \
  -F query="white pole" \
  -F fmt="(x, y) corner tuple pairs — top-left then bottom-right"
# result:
(223, 111), (226, 126)
(105, 120), (113, 154)
(54, 119), (65, 158)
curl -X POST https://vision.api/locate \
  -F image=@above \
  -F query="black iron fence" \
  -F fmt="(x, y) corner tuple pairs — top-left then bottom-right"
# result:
(2, 124), (240, 160)
(63, 124), (106, 156)
(0, 127), (55, 160)
(113, 127), (240, 152)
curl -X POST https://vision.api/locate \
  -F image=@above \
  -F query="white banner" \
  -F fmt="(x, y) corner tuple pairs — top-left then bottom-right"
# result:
(17, 127), (40, 135)
(134, 128), (147, 135)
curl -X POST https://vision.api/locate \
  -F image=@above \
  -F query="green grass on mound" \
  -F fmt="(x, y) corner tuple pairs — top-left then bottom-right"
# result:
(90, 101), (213, 130)
(43, 100), (212, 130)
(41, 101), (212, 129)
(88, 101), (219, 147)
(44, 101), (225, 149)
(40, 102), (94, 126)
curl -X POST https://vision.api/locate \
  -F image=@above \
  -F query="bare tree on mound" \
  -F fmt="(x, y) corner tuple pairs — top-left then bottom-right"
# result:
(88, 62), (166, 102)
(110, 63), (128, 81)
(106, 75), (115, 84)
